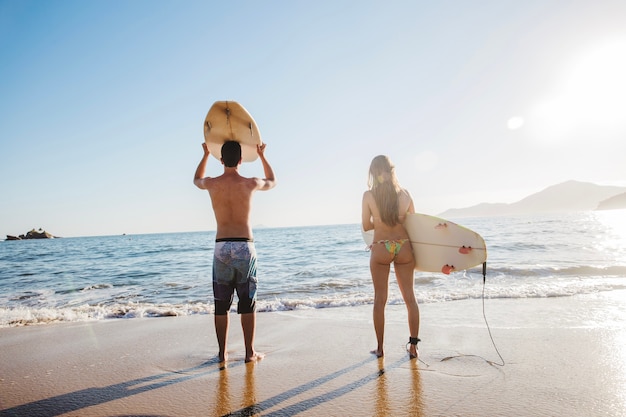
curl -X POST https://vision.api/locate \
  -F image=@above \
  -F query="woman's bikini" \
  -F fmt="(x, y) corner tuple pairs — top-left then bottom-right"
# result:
(371, 238), (409, 258)
(369, 213), (409, 259)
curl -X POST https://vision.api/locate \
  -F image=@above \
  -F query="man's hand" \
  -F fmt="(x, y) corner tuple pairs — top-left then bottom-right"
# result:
(202, 142), (210, 156)
(255, 142), (275, 190)
(257, 143), (266, 157)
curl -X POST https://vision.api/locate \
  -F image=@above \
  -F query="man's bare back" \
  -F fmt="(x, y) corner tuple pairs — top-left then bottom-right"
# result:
(194, 142), (275, 239)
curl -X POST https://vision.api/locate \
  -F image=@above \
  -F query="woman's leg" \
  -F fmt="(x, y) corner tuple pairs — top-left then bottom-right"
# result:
(394, 244), (420, 358)
(370, 245), (391, 357)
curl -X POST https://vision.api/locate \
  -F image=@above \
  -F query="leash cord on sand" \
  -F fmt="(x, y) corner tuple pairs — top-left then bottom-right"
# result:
(482, 262), (505, 366)
(418, 263), (505, 368)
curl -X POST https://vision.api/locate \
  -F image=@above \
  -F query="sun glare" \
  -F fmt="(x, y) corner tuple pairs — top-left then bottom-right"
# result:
(529, 38), (626, 144)
(594, 209), (626, 264)
(565, 39), (626, 123)
(507, 116), (525, 130)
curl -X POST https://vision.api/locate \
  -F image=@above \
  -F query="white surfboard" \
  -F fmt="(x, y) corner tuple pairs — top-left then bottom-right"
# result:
(362, 213), (487, 274)
(203, 101), (262, 162)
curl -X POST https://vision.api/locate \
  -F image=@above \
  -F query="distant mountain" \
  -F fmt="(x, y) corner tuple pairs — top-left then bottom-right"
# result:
(597, 192), (626, 210)
(439, 180), (626, 218)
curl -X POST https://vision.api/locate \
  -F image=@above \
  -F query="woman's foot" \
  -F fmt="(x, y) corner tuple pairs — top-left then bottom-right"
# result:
(370, 348), (384, 358)
(407, 337), (420, 359)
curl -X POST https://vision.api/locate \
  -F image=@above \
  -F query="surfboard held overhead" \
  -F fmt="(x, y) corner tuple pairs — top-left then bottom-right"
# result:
(203, 101), (262, 163)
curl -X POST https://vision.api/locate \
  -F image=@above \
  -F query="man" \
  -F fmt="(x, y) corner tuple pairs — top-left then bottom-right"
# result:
(194, 140), (276, 363)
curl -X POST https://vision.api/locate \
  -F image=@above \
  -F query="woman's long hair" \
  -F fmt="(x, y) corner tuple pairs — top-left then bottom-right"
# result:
(368, 155), (401, 226)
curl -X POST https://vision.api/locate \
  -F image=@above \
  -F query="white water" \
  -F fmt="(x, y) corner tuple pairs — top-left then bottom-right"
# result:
(1, 211), (625, 327)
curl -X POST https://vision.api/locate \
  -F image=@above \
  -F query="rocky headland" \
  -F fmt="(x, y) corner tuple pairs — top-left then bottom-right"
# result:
(5, 229), (58, 241)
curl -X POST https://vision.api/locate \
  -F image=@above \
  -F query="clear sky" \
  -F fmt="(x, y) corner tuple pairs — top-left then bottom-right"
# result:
(1, 0), (626, 237)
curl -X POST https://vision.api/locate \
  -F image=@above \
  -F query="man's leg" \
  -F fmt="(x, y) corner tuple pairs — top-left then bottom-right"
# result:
(213, 248), (233, 363)
(241, 312), (255, 360)
(215, 313), (229, 362)
(241, 312), (263, 362)
(233, 242), (262, 362)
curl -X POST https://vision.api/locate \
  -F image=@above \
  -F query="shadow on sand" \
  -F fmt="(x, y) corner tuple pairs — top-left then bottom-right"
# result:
(1, 355), (424, 417)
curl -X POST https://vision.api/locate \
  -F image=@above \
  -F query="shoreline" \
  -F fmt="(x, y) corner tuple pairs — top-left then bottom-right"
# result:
(1, 292), (625, 416)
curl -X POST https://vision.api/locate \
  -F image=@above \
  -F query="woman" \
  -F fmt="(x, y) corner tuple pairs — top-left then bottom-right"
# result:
(362, 155), (420, 359)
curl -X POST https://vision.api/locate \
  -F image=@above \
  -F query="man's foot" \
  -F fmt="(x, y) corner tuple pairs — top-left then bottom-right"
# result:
(218, 351), (228, 363)
(245, 351), (265, 363)
(370, 349), (384, 358)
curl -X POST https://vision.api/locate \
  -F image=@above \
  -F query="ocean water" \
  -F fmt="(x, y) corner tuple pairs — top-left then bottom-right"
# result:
(1, 211), (625, 327)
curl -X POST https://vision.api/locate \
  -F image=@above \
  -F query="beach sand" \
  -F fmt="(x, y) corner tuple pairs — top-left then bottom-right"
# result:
(1, 291), (625, 417)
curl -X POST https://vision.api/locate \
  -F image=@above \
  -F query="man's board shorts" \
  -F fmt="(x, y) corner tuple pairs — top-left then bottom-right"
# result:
(212, 238), (257, 315)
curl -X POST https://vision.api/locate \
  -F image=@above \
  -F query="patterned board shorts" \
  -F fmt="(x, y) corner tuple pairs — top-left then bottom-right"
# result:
(212, 240), (258, 315)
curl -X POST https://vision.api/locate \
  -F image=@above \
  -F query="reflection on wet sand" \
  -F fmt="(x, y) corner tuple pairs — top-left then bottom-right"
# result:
(409, 361), (424, 416)
(375, 357), (424, 416)
(212, 360), (260, 416)
(375, 357), (391, 415)
(214, 365), (230, 416)
(242, 362), (259, 414)
(209, 348), (426, 416)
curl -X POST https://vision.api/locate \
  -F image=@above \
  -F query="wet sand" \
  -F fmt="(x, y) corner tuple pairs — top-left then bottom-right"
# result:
(1, 291), (625, 416)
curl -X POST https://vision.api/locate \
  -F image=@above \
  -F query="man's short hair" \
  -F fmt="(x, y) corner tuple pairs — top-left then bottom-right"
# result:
(221, 141), (242, 167)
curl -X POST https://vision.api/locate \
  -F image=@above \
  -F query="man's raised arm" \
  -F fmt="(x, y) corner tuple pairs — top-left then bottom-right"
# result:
(194, 143), (211, 189)
(256, 143), (276, 191)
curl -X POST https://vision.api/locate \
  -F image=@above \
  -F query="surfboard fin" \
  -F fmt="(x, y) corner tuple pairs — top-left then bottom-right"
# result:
(458, 246), (472, 254)
(225, 108), (231, 125)
(441, 264), (455, 275)
(435, 223), (448, 229)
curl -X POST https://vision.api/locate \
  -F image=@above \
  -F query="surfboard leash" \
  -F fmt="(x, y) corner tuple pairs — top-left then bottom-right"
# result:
(482, 261), (505, 366)
(418, 263), (505, 369)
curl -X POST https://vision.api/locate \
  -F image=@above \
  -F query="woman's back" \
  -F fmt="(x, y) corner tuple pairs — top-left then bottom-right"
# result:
(363, 188), (414, 240)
